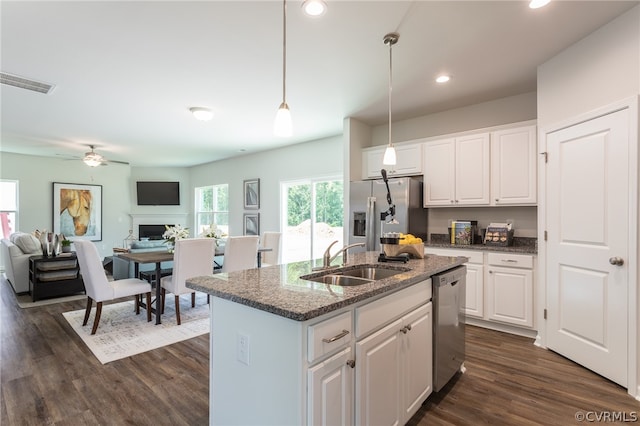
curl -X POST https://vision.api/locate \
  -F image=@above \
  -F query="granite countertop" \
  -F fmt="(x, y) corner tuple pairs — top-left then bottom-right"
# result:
(425, 234), (537, 254)
(186, 251), (466, 322)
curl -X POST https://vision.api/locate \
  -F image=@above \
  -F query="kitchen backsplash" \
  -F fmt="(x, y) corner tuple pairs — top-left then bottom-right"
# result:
(426, 206), (537, 239)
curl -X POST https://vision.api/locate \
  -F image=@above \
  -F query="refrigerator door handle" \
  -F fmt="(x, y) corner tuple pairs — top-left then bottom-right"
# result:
(366, 197), (376, 251)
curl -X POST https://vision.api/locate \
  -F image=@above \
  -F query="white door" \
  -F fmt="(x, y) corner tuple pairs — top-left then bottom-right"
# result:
(308, 347), (353, 426)
(486, 266), (533, 328)
(356, 319), (402, 426)
(402, 303), (432, 422)
(455, 133), (490, 205)
(546, 108), (629, 386)
(464, 263), (484, 318)
(491, 125), (537, 205)
(423, 139), (455, 206)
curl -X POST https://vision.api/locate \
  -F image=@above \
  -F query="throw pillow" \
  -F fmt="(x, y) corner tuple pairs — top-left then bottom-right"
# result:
(13, 234), (42, 254)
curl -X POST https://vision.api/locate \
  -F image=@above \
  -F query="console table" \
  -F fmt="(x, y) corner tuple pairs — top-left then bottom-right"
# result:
(29, 254), (85, 302)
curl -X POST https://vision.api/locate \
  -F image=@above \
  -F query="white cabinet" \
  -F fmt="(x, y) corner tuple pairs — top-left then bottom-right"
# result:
(363, 143), (423, 179)
(423, 134), (490, 206)
(308, 347), (354, 426)
(424, 247), (536, 333)
(491, 125), (537, 205)
(486, 253), (534, 328)
(356, 303), (432, 426)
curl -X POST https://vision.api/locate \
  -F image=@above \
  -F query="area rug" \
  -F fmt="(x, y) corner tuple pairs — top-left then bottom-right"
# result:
(16, 293), (86, 309)
(62, 294), (210, 364)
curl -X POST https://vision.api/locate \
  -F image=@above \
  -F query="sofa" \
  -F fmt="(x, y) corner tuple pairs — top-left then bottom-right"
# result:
(1, 232), (43, 293)
(112, 240), (174, 280)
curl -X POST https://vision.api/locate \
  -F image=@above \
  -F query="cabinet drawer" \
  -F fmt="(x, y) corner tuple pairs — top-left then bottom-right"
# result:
(356, 280), (431, 339)
(308, 311), (353, 363)
(487, 253), (533, 269)
(425, 247), (483, 264)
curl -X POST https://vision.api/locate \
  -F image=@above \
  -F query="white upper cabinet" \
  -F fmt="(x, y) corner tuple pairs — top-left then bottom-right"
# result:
(363, 143), (423, 179)
(423, 134), (490, 207)
(490, 125), (537, 205)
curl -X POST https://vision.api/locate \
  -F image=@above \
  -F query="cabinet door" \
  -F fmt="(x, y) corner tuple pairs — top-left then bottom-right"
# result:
(423, 138), (455, 206)
(402, 303), (432, 422)
(455, 133), (490, 205)
(366, 144), (423, 179)
(486, 266), (533, 328)
(308, 347), (354, 426)
(491, 126), (537, 205)
(464, 263), (484, 319)
(356, 318), (402, 426)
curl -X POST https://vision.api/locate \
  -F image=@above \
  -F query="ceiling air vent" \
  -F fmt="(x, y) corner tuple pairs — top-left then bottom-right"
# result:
(1, 72), (55, 94)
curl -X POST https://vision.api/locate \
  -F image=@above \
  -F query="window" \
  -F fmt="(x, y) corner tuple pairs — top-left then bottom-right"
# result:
(281, 177), (343, 263)
(0, 180), (18, 239)
(195, 184), (229, 236)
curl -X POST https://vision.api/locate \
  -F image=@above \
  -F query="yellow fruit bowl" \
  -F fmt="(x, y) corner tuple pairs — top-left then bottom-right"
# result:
(382, 243), (424, 259)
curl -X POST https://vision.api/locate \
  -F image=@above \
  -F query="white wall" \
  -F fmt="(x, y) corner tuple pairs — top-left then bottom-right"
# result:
(537, 6), (640, 127)
(189, 135), (343, 237)
(0, 152), (133, 258)
(370, 91), (537, 147)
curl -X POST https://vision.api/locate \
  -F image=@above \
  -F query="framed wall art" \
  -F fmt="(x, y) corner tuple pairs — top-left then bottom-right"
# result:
(244, 178), (260, 209)
(53, 182), (102, 241)
(243, 213), (260, 236)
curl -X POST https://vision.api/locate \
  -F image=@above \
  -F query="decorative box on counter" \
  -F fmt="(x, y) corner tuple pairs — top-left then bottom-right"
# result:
(484, 223), (514, 246)
(448, 220), (478, 245)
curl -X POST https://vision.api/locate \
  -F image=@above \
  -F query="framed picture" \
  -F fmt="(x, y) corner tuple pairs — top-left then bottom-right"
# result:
(53, 182), (102, 241)
(244, 178), (260, 209)
(243, 213), (260, 236)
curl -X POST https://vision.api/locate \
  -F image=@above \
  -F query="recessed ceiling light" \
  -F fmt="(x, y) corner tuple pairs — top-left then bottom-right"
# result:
(529, 0), (550, 9)
(189, 107), (213, 121)
(436, 75), (450, 84)
(302, 0), (327, 17)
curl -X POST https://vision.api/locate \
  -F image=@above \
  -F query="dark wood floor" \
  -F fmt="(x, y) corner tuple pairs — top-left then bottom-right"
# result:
(1, 276), (638, 425)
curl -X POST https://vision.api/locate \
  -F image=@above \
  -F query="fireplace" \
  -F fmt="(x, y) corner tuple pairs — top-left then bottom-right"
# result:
(139, 224), (173, 240)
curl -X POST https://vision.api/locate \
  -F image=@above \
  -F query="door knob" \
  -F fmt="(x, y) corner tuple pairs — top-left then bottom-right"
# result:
(609, 257), (624, 266)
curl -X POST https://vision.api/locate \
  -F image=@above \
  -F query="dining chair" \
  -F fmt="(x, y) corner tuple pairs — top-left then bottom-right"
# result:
(261, 232), (281, 267)
(160, 238), (216, 325)
(221, 236), (259, 273)
(74, 240), (152, 335)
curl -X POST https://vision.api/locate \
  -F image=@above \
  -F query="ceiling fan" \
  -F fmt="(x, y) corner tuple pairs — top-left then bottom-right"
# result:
(65, 145), (130, 167)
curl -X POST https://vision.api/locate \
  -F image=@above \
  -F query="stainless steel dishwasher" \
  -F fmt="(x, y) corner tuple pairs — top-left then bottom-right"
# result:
(432, 265), (466, 392)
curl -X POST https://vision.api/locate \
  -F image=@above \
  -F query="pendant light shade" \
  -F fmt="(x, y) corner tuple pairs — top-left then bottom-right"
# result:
(274, 102), (292, 137)
(274, 0), (292, 137)
(382, 32), (399, 166)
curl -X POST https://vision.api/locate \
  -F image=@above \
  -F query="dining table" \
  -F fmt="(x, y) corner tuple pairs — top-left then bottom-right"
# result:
(117, 246), (272, 324)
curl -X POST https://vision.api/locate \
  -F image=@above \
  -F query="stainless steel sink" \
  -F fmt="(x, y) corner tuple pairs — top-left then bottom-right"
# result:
(308, 274), (374, 286)
(301, 265), (409, 286)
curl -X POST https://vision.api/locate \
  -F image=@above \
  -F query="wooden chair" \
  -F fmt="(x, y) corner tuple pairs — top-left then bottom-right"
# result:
(260, 231), (281, 266)
(74, 240), (152, 335)
(160, 238), (215, 325)
(221, 236), (259, 273)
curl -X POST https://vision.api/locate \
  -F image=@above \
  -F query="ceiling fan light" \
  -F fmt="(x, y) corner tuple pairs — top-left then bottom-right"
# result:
(529, 0), (550, 9)
(83, 156), (102, 167)
(274, 102), (292, 137)
(189, 107), (213, 121)
(383, 145), (397, 166)
(436, 75), (450, 83)
(302, 0), (327, 17)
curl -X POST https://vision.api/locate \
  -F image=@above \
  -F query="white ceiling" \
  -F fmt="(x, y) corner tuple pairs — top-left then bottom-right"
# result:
(1, 1), (637, 167)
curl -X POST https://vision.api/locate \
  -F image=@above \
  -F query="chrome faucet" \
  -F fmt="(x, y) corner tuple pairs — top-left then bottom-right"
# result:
(321, 241), (366, 269)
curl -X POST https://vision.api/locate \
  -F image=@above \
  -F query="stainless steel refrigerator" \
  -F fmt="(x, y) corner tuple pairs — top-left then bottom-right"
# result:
(348, 177), (427, 253)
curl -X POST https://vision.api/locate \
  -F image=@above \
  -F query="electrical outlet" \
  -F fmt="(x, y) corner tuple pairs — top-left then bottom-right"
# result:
(237, 333), (250, 366)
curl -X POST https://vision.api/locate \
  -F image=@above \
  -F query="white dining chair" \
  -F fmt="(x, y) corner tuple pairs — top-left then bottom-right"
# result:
(261, 231), (281, 267)
(74, 240), (152, 335)
(221, 236), (259, 273)
(160, 238), (216, 325)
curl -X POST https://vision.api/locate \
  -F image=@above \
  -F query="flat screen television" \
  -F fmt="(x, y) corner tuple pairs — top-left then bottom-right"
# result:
(136, 181), (180, 206)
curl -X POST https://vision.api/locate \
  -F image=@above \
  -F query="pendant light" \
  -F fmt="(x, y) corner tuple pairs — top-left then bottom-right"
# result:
(382, 32), (399, 166)
(274, 0), (292, 137)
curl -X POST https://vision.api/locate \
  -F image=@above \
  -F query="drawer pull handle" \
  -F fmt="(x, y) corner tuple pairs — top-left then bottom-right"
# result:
(346, 359), (356, 368)
(400, 324), (412, 334)
(323, 329), (349, 343)
(501, 259), (518, 263)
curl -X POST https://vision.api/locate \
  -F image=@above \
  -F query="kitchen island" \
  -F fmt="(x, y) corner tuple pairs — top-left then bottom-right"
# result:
(187, 251), (466, 426)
